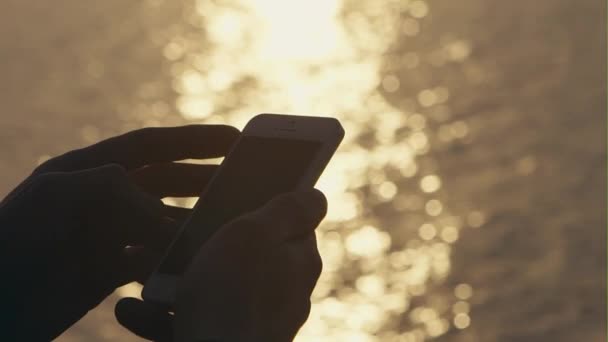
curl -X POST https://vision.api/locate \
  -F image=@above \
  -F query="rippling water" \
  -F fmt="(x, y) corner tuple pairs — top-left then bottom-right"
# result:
(0, 0), (605, 341)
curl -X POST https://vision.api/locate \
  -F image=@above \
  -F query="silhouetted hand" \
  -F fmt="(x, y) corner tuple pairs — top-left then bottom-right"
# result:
(0, 125), (239, 341)
(115, 190), (326, 342)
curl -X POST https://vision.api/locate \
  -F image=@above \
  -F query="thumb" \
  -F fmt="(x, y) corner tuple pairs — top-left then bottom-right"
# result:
(115, 297), (174, 342)
(251, 189), (328, 243)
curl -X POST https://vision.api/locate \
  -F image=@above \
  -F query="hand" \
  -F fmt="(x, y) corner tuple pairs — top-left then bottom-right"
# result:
(0, 125), (239, 341)
(115, 190), (327, 342)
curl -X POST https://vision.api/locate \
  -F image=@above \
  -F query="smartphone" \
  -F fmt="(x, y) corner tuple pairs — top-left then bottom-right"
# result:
(142, 113), (344, 306)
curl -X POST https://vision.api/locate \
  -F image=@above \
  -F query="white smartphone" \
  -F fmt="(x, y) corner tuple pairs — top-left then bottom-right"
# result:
(142, 113), (344, 306)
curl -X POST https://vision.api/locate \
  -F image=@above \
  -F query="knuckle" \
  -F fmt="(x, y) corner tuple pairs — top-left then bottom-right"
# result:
(129, 127), (159, 142)
(298, 299), (312, 325)
(313, 249), (323, 271)
(27, 173), (61, 194)
(75, 164), (130, 200)
(304, 190), (328, 223)
(309, 248), (323, 280)
(32, 155), (66, 175)
(219, 125), (241, 137)
(22, 173), (71, 207)
(285, 238), (322, 277)
(32, 160), (54, 175)
(315, 192), (328, 219)
(31, 148), (87, 175)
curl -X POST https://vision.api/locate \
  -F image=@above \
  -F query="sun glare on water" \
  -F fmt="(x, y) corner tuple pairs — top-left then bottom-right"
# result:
(163, 0), (474, 340)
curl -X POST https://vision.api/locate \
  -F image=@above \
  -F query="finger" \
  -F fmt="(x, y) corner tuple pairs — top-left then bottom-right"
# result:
(115, 297), (173, 342)
(113, 221), (177, 286)
(35, 125), (239, 174)
(260, 235), (318, 340)
(287, 233), (323, 295)
(130, 163), (218, 197)
(121, 244), (172, 284)
(70, 164), (177, 247)
(250, 189), (327, 244)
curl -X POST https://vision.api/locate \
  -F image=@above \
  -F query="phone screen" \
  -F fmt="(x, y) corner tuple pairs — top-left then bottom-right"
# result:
(158, 136), (322, 275)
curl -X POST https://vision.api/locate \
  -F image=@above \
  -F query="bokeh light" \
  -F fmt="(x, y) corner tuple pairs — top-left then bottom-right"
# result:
(1, 0), (602, 341)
